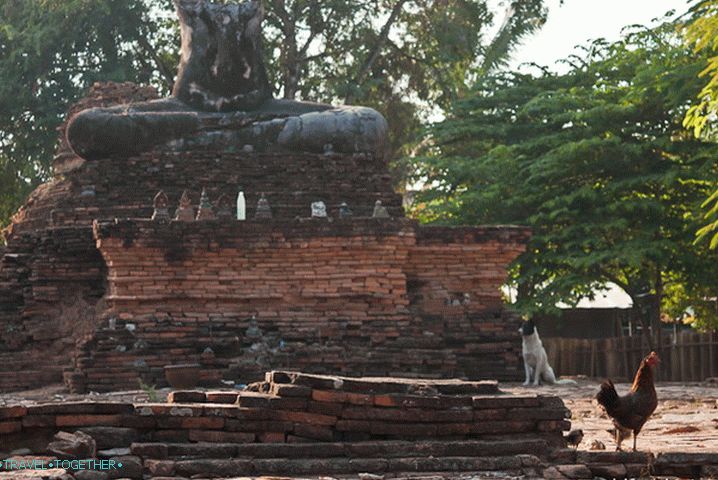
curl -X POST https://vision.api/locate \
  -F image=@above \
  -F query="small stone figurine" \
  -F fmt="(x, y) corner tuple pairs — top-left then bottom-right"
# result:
(311, 201), (328, 218)
(372, 200), (390, 218)
(174, 190), (195, 222)
(216, 194), (234, 220)
(151, 191), (171, 222)
(339, 202), (353, 218)
(196, 188), (216, 221)
(255, 192), (272, 219)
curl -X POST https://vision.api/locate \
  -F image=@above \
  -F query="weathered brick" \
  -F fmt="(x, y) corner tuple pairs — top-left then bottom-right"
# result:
(21, 415), (56, 428)
(472, 395), (541, 409)
(258, 432), (286, 443)
(144, 459), (175, 476)
(180, 417), (224, 430)
(205, 392), (239, 404)
(167, 391), (206, 403)
(272, 410), (337, 426)
(292, 423), (337, 441)
(0, 406), (27, 419)
(188, 430), (255, 443)
(271, 384), (312, 398)
(130, 443), (168, 459)
(56, 414), (122, 427)
(0, 420), (22, 434)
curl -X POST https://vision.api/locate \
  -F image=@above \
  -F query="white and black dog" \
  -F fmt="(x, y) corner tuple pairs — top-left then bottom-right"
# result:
(520, 319), (576, 386)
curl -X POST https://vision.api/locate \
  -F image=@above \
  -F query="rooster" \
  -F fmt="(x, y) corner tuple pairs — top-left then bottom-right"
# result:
(596, 351), (660, 452)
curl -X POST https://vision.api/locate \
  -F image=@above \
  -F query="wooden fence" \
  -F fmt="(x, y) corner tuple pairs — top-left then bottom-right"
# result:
(542, 331), (718, 382)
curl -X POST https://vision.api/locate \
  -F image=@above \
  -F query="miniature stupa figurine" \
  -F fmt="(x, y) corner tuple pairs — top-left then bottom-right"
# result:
(373, 200), (390, 218)
(216, 194), (233, 220)
(255, 193), (272, 219)
(237, 188), (246, 221)
(196, 188), (216, 220)
(151, 191), (171, 222)
(339, 202), (353, 218)
(174, 190), (195, 222)
(311, 201), (328, 218)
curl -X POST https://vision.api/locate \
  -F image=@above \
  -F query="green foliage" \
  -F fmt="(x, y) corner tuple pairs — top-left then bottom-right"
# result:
(684, 0), (718, 251)
(0, 0), (178, 230)
(410, 22), (718, 326)
(262, 0), (548, 164)
(696, 188), (718, 248)
(138, 378), (161, 402)
(0, 0), (548, 229)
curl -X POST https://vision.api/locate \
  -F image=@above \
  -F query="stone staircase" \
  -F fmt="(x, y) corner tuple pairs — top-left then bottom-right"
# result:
(133, 439), (545, 478)
(1, 371), (571, 479)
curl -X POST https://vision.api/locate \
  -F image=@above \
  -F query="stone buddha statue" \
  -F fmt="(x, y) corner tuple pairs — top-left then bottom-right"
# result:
(66, 0), (388, 160)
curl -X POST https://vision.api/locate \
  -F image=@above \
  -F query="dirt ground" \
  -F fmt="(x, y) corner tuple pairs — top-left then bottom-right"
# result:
(504, 380), (718, 453)
(2, 380), (718, 454)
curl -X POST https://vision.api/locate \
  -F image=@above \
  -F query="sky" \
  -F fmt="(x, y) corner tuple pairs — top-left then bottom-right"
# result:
(509, 0), (692, 72)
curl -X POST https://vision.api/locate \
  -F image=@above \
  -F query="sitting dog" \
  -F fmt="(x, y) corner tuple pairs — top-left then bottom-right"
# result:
(520, 319), (576, 386)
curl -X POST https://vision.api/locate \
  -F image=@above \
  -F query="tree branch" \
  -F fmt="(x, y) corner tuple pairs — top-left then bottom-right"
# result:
(137, 36), (174, 91)
(345, 0), (408, 103)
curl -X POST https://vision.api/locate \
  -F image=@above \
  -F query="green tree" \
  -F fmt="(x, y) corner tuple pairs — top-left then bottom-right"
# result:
(0, 0), (178, 228)
(410, 22), (718, 331)
(683, 0), (718, 250)
(0, 0), (548, 229)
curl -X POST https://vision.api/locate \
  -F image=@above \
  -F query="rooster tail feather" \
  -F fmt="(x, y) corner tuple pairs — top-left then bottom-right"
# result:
(596, 379), (619, 412)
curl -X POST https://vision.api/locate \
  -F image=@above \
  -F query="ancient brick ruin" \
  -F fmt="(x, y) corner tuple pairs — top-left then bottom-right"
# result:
(0, 0), (536, 394)
(3, 371), (715, 479)
(1, 372), (569, 478)
(0, 81), (529, 394)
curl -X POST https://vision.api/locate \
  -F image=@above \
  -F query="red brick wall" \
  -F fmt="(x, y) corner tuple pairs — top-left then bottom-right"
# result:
(0, 227), (106, 391)
(99, 219), (412, 321)
(63, 220), (529, 392)
(407, 227), (530, 315)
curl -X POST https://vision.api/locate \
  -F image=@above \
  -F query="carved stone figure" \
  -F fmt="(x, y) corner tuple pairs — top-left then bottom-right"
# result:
(65, 0), (388, 161)
(339, 202), (353, 218)
(152, 191), (171, 222)
(255, 193), (272, 219)
(196, 188), (216, 221)
(311, 201), (328, 218)
(174, 190), (195, 222)
(174, 0), (271, 112)
(373, 200), (390, 218)
(216, 194), (234, 220)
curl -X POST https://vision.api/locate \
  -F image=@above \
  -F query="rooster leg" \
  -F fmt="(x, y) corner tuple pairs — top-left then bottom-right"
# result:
(632, 432), (638, 452)
(615, 429), (622, 451)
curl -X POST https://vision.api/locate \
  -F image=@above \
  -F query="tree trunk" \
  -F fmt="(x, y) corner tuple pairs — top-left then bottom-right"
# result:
(629, 291), (655, 352)
(272, 0), (300, 99)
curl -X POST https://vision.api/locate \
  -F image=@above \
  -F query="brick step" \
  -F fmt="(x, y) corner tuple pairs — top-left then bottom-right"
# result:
(143, 454), (542, 478)
(548, 449), (718, 480)
(132, 438), (548, 460)
(267, 371), (500, 395)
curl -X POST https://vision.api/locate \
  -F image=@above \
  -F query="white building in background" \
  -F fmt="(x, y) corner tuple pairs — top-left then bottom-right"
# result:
(556, 283), (633, 310)
(502, 282), (633, 309)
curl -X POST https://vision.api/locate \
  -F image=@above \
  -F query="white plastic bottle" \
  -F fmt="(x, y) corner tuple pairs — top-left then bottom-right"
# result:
(237, 189), (246, 220)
